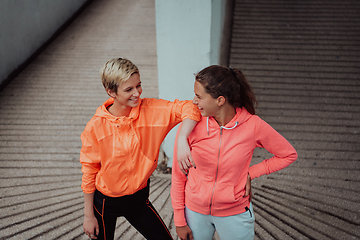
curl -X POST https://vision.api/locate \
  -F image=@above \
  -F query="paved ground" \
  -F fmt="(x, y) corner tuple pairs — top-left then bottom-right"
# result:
(0, 0), (359, 239)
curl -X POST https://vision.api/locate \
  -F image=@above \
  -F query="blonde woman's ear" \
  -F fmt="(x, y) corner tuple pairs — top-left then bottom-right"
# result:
(106, 89), (116, 98)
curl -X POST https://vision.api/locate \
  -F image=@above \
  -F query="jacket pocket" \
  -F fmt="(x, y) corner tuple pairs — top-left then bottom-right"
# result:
(185, 176), (210, 207)
(213, 184), (238, 205)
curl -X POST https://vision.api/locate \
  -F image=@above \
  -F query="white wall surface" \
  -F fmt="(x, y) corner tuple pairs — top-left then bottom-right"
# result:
(155, 0), (227, 167)
(0, 0), (87, 85)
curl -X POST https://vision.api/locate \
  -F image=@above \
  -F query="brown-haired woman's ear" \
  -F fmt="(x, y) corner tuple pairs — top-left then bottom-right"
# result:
(217, 96), (226, 107)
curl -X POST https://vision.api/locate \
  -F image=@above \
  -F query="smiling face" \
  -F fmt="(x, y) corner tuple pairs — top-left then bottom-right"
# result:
(101, 58), (139, 95)
(193, 80), (219, 117)
(107, 73), (142, 112)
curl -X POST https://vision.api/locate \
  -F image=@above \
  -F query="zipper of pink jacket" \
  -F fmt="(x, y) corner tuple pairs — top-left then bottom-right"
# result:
(208, 120), (239, 215)
(209, 127), (223, 214)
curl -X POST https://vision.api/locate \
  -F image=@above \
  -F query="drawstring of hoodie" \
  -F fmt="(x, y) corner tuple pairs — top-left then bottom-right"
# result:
(207, 117), (210, 135)
(206, 117), (239, 135)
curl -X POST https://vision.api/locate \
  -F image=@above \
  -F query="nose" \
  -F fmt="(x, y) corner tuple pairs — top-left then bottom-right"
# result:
(193, 96), (198, 105)
(133, 89), (140, 97)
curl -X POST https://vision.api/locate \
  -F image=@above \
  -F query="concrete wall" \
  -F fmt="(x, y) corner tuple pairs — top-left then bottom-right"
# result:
(155, 0), (232, 167)
(0, 0), (88, 86)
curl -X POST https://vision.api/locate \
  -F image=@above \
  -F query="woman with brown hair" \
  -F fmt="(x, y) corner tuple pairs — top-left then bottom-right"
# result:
(172, 65), (298, 240)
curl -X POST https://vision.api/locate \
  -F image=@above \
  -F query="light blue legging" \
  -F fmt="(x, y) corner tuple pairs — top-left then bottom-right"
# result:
(185, 203), (255, 240)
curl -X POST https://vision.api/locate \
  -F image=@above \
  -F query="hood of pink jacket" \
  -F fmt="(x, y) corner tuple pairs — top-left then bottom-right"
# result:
(204, 107), (252, 135)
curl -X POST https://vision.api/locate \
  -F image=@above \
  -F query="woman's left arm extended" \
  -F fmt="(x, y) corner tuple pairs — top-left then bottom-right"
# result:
(249, 117), (298, 180)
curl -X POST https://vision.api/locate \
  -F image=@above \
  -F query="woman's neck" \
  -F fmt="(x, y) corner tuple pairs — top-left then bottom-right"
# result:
(108, 102), (131, 117)
(213, 104), (236, 126)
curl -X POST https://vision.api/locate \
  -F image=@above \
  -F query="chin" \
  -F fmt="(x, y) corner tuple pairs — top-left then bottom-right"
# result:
(129, 100), (139, 107)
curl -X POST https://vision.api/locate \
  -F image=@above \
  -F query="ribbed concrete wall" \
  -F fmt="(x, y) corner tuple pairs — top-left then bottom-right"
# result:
(229, 0), (360, 239)
(0, 0), (88, 86)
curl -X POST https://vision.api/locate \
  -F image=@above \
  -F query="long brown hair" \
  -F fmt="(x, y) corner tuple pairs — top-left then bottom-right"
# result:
(195, 65), (257, 115)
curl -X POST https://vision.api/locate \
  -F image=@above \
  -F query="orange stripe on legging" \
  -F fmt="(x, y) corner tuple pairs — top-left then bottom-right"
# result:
(146, 200), (173, 239)
(93, 199), (106, 240)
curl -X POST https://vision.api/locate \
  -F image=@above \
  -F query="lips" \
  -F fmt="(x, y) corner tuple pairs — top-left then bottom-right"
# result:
(129, 98), (139, 104)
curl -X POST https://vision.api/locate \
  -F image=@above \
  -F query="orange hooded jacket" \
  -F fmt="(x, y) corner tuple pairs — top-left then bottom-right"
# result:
(80, 97), (201, 197)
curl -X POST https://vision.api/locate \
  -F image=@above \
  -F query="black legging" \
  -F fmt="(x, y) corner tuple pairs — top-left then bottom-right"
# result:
(92, 180), (173, 240)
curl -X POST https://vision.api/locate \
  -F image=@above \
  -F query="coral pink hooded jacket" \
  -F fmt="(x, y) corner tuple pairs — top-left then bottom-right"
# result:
(171, 108), (297, 226)
(80, 98), (200, 198)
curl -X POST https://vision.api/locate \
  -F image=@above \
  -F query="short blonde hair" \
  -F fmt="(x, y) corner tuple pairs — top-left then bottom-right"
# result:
(100, 58), (139, 93)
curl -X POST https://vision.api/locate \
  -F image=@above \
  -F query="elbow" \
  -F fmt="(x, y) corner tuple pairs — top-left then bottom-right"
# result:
(289, 150), (298, 163)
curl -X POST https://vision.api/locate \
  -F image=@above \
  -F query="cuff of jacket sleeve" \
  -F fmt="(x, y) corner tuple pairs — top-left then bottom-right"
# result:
(81, 182), (96, 194)
(173, 208), (187, 227)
